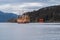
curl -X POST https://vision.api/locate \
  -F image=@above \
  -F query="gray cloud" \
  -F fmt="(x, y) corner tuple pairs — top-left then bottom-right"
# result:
(0, 0), (60, 15)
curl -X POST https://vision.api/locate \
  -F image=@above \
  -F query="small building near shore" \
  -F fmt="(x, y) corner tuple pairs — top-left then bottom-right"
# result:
(17, 15), (30, 23)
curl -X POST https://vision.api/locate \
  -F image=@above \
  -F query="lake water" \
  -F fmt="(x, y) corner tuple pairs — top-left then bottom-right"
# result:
(0, 23), (60, 40)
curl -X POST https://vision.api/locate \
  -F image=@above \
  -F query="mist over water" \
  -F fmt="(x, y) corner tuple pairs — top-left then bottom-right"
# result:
(0, 23), (60, 40)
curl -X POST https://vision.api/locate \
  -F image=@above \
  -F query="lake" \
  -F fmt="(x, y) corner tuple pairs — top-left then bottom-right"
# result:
(0, 23), (60, 40)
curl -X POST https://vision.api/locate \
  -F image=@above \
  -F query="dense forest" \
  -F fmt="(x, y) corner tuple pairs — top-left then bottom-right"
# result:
(22, 5), (60, 23)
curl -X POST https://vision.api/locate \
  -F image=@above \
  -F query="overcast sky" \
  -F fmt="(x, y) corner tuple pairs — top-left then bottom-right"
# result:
(0, 0), (60, 15)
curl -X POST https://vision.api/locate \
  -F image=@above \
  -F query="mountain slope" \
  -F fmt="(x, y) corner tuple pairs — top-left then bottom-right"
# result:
(0, 11), (18, 22)
(23, 5), (60, 22)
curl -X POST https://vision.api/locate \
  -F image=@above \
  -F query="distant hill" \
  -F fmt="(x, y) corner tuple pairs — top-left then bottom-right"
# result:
(23, 5), (60, 22)
(0, 11), (18, 22)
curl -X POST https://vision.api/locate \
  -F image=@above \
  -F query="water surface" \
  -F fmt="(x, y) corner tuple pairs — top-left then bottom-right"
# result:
(0, 23), (60, 40)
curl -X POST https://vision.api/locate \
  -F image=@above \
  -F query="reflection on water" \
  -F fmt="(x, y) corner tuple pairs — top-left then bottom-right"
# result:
(0, 23), (60, 40)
